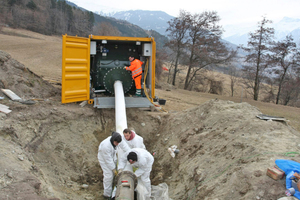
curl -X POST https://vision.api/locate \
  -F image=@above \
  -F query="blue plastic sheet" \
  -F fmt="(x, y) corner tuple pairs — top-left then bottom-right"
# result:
(275, 159), (300, 199)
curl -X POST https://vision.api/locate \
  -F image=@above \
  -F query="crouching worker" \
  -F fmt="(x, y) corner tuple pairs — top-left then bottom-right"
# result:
(118, 148), (154, 198)
(123, 128), (146, 149)
(97, 132), (122, 199)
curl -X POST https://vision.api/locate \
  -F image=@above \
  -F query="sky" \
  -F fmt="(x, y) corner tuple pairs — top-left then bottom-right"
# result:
(68, 0), (300, 27)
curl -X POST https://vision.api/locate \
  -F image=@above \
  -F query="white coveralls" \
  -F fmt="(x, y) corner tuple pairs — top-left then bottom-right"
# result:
(124, 130), (146, 149)
(118, 148), (154, 197)
(118, 131), (146, 153)
(97, 136), (118, 197)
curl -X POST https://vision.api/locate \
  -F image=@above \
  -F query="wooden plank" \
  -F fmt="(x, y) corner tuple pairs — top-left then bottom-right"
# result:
(0, 104), (9, 109)
(0, 104), (11, 114)
(1, 89), (22, 101)
(256, 114), (287, 121)
(79, 100), (88, 107)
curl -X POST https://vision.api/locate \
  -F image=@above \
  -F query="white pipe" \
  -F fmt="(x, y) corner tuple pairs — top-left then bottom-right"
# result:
(114, 80), (133, 172)
(114, 80), (127, 134)
(114, 80), (144, 200)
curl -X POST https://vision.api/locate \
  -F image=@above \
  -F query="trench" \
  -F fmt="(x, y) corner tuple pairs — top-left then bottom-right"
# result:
(2, 103), (166, 200)
(2, 97), (295, 200)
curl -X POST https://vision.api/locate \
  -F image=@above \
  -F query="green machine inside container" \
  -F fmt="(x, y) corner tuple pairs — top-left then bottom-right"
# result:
(90, 40), (146, 96)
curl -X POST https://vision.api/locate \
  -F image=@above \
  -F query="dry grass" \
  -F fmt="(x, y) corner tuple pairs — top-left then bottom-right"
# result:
(0, 27), (62, 82)
(156, 87), (300, 132)
(1, 27), (299, 132)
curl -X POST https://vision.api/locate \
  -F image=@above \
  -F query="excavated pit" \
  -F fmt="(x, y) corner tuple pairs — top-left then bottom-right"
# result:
(1, 50), (300, 200)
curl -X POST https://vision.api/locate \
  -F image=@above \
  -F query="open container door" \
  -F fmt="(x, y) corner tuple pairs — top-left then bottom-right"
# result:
(62, 35), (90, 103)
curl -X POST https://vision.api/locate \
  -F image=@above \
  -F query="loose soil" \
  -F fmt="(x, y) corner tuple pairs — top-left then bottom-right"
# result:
(1, 28), (300, 200)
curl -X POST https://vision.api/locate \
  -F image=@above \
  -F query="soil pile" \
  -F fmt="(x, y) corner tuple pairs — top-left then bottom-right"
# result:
(0, 51), (59, 100)
(152, 99), (300, 199)
(0, 51), (300, 200)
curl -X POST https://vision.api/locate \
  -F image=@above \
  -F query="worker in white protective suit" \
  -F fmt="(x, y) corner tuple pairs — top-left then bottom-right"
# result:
(122, 128), (146, 149)
(118, 148), (154, 198)
(97, 131), (122, 199)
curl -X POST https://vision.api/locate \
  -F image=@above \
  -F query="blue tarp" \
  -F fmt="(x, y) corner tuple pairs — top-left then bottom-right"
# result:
(275, 159), (300, 199)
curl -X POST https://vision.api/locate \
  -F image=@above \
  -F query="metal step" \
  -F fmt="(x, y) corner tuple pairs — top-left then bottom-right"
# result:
(93, 97), (153, 108)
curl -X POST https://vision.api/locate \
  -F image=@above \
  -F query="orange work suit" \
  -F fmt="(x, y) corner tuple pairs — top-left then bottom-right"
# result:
(126, 59), (143, 90)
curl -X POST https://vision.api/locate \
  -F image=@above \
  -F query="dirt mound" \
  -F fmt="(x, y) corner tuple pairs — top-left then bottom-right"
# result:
(0, 50), (59, 100)
(151, 99), (300, 199)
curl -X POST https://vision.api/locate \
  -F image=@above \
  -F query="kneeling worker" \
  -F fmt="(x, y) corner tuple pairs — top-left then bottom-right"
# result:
(97, 132), (122, 199)
(118, 148), (154, 198)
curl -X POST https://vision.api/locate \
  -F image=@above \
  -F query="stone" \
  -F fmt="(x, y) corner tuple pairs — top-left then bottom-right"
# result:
(18, 155), (24, 161)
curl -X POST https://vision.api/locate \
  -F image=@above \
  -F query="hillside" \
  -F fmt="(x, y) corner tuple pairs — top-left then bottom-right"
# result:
(0, 28), (300, 200)
(0, 0), (168, 49)
(0, 27), (299, 131)
(109, 10), (174, 36)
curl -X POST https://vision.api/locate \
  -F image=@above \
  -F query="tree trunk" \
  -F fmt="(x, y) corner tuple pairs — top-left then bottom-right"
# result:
(276, 68), (287, 104)
(184, 63), (192, 90)
(172, 49), (180, 86)
(231, 79), (234, 97)
(253, 66), (260, 101)
(172, 58), (178, 86)
(276, 80), (283, 104)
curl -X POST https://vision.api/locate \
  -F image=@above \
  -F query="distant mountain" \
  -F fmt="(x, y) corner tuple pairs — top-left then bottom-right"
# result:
(64, 2), (168, 48)
(224, 17), (300, 46)
(108, 9), (246, 60)
(108, 10), (174, 36)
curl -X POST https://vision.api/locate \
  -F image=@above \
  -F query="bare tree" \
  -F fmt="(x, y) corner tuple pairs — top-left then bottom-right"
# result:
(208, 78), (223, 95)
(261, 77), (276, 103)
(229, 66), (238, 96)
(182, 11), (236, 90)
(241, 17), (274, 101)
(166, 59), (175, 84)
(0, 0), (8, 27)
(165, 10), (190, 86)
(155, 49), (169, 79)
(280, 72), (300, 106)
(269, 35), (299, 104)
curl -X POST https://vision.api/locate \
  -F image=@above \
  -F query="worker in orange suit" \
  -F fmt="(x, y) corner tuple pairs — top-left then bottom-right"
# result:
(124, 55), (143, 97)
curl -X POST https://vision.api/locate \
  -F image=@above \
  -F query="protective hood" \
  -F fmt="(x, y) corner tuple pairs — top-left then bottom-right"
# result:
(110, 132), (122, 149)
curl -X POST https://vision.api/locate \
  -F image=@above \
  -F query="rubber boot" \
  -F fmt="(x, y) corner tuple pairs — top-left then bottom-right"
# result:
(135, 89), (141, 97)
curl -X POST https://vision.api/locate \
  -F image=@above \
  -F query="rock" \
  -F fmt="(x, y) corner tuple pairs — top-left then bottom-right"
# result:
(254, 170), (263, 177)
(81, 184), (89, 189)
(18, 155), (24, 161)
(34, 182), (41, 190)
(141, 122), (145, 126)
(47, 186), (55, 196)
(7, 172), (13, 178)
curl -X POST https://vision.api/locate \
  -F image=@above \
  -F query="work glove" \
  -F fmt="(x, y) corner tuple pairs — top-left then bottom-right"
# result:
(113, 169), (118, 176)
(124, 66), (127, 70)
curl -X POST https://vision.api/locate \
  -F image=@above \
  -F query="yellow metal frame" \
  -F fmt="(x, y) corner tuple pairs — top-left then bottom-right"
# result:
(151, 38), (156, 100)
(61, 35), (156, 103)
(62, 35), (90, 103)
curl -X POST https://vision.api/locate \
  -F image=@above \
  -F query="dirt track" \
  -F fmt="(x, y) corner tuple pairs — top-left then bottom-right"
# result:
(1, 28), (300, 200)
